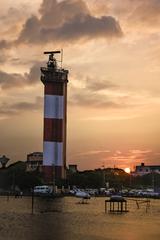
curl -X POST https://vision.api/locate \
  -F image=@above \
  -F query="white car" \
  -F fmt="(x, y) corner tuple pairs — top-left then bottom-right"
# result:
(33, 185), (53, 195)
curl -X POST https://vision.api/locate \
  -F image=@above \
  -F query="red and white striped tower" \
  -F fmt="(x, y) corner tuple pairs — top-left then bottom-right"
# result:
(40, 51), (68, 183)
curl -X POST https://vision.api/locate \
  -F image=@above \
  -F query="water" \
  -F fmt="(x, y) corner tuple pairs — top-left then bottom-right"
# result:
(0, 196), (159, 240)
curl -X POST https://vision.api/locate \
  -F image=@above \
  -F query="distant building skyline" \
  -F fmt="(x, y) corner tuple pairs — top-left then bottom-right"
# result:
(132, 163), (160, 176)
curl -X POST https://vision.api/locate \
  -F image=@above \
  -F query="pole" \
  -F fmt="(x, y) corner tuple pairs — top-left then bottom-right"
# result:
(61, 49), (63, 69)
(152, 171), (155, 191)
(31, 186), (34, 214)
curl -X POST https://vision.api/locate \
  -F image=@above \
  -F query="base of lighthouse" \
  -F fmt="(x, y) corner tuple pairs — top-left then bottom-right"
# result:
(42, 166), (66, 184)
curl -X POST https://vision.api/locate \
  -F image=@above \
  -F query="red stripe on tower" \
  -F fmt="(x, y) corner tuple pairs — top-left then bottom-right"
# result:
(40, 51), (68, 183)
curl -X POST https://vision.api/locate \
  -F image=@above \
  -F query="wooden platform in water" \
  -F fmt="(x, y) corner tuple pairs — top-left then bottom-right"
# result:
(105, 197), (128, 213)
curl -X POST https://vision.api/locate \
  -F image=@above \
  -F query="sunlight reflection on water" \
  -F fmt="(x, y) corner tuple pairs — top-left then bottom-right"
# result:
(0, 196), (159, 240)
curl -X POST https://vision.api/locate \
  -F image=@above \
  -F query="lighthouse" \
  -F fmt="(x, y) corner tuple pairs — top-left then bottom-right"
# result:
(40, 51), (68, 183)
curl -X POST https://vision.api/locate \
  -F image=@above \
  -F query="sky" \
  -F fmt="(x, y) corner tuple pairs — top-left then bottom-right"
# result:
(0, 0), (160, 171)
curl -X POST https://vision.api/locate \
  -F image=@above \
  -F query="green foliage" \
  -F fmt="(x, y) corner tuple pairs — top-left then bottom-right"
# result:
(68, 168), (160, 189)
(131, 173), (160, 188)
(68, 170), (102, 188)
(0, 161), (43, 190)
(1, 162), (159, 191)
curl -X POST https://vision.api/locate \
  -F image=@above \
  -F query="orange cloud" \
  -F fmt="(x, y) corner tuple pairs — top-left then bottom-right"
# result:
(69, 148), (159, 170)
(0, 62), (42, 89)
(0, 96), (42, 119)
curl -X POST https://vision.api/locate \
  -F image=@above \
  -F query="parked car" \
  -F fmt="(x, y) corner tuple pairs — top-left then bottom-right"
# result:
(33, 185), (53, 195)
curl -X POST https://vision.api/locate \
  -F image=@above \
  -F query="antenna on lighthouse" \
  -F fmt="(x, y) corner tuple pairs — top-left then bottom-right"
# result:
(44, 51), (61, 55)
(43, 50), (64, 69)
(61, 49), (63, 69)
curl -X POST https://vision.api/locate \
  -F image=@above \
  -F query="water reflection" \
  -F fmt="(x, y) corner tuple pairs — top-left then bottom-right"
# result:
(0, 196), (159, 240)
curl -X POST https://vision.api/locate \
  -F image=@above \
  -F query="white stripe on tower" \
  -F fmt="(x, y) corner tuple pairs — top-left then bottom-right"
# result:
(43, 142), (63, 166)
(44, 95), (64, 119)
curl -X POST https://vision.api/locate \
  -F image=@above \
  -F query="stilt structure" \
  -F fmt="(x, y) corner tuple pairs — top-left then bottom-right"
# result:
(105, 196), (128, 213)
(128, 198), (151, 212)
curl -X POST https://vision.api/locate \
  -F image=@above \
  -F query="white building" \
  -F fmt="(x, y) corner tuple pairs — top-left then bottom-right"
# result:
(132, 163), (160, 176)
(26, 152), (43, 172)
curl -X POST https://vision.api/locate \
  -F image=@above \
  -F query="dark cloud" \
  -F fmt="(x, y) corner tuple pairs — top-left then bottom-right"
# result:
(0, 50), (8, 63)
(25, 62), (43, 84)
(39, 0), (89, 27)
(12, 97), (43, 111)
(0, 40), (10, 49)
(0, 62), (42, 89)
(69, 75), (123, 108)
(0, 0), (122, 48)
(17, 16), (41, 44)
(40, 15), (122, 43)
(0, 96), (43, 118)
(69, 86), (123, 109)
(86, 77), (117, 91)
(0, 71), (26, 89)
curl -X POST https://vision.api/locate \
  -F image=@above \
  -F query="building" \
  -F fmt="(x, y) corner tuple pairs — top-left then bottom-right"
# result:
(0, 155), (10, 168)
(26, 152), (43, 172)
(132, 163), (160, 176)
(68, 164), (78, 173)
(40, 51), (69, 183)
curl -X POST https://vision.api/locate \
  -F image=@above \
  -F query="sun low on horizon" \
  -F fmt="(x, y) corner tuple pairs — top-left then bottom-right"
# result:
(0, 0), (160, 170)
(124, 168), (131, 174)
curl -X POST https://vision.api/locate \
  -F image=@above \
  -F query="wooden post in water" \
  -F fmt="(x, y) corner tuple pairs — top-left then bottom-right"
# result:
(31, 187), (34, 214)
(7, 192), (9, 201)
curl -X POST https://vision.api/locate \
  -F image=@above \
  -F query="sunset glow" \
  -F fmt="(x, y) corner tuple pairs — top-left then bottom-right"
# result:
(124, 168), (131, 174)
(0, 0), (160, 170)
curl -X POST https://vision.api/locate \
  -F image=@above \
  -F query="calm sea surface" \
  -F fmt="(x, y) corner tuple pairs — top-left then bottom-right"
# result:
(0, 196), (159, 240)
